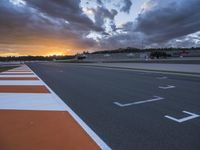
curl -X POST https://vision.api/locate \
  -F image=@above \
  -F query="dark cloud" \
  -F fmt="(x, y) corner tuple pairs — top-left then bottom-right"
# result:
(98, 0), (200, 49)
(0, 0), (199, 55)
(135, 0), (200, 43)
(96, 0), (103, 5)
(120, 0), (132, 13)
(27, 0), (103, 32)
(0, 0), (101, 54)
(97, 32), (143, 50)
(91, 6), (118, 31)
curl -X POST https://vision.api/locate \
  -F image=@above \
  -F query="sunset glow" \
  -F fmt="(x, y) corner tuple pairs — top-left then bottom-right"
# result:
(0, 0), (200, 56)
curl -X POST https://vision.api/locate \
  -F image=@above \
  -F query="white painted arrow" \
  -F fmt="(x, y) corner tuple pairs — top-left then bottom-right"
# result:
(165, 111), (199, 123)
(159, 85), (175, 89)
(113, 96), (164, 107)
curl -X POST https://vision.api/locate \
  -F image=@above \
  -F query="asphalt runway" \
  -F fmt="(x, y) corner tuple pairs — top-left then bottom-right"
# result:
(28, 62), (200, 150)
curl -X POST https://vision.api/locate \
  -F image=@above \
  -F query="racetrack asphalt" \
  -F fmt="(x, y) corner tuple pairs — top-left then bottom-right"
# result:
(27, 62), (200, 150)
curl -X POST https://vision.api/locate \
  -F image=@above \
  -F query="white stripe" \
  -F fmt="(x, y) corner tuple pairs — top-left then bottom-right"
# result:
(10, 69), (31, 70)
(0, 80), (43, 85)
(0, 93), (67, 111)
(114, 96), (164, 107)
(0, 75), (37, 77)
(26, 65), (112, 150)
(165, 111), (199, 123)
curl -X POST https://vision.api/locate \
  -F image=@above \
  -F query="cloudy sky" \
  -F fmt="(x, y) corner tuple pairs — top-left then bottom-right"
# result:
(0, 0), (200, 56)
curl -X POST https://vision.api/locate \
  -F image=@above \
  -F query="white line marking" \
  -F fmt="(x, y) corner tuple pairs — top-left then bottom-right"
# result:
(26, 65), (111, 150)
(114, 96), (164, 107)
(0, 80), (43, 85)
(165, 111), (200, 123)
(159, 85), (175, 89)
(0, 75), (36, 77)
(0, 93), (66, 111)
(157, 76), (168, 79)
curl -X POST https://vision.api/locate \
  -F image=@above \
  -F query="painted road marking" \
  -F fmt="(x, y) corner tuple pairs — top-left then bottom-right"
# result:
(26, 65), (111, 150)
(5, 70), (31, 72)
(165, 111), (200, 123)
(0, 77), (39, 80)
(3, 69), (31, 71)
(0, 110), (101, 150)
(0, 80), (43, 85)
(0, 73), (34, 75)
(157, 76), (168, 79)
(29, 65), (111, 149)
(2, 72), (32, 74)
(0, 65), (111, 150)
(0, 93), (67, 110)
(0, 75), (36, 77)
(114, 96), (164, 107)
(159, 85), (176, 89)
(0, 85), (50, 93)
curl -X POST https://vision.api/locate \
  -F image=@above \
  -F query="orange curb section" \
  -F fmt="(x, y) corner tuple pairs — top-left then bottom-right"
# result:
(0, 77), (39, 80)
(0, 85), (50, 93)
(6, 71), (32, 72)
(0, 110), (100, 150)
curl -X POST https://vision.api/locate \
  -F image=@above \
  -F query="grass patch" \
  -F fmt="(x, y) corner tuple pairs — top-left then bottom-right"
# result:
(0, 66), (18, 72)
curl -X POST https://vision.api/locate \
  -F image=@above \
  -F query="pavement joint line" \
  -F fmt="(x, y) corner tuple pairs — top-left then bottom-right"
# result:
(114, 96), (164, 107)
(165, 111), (200, 123)
(79, 64), (200, 78)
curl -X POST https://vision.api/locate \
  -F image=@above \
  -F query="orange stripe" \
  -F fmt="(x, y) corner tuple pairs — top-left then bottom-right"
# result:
(0, 85), (50, 93)
(0, 110), (100, 150)
(0, 73), (34, 75)
(0, 77), (39, 80)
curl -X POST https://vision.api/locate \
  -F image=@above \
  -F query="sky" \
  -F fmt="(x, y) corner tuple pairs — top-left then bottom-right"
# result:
(0, 0), (200, 56)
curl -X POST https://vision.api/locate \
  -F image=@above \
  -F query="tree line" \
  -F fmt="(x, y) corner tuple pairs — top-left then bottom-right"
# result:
(92, 47), (200, 54)
(0, 55), (75, 62)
